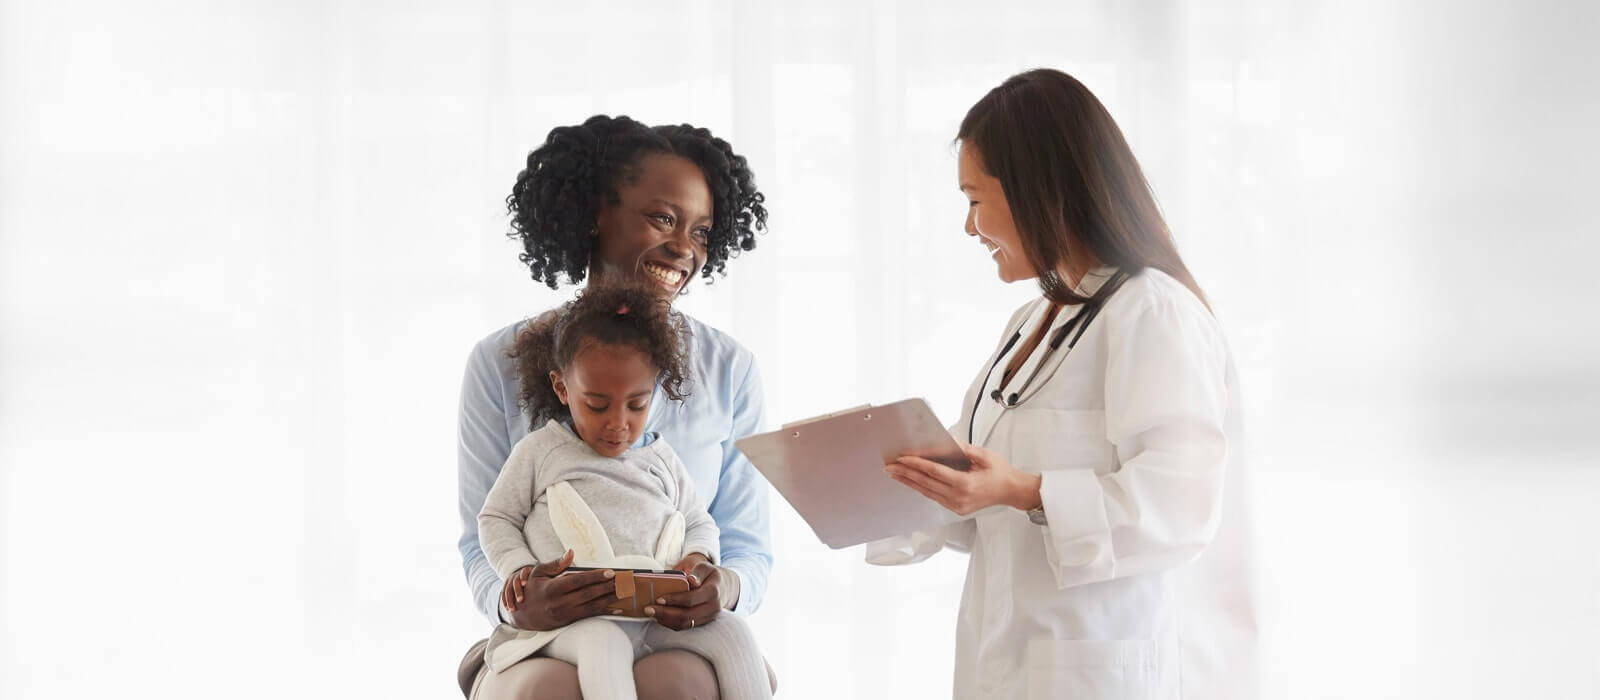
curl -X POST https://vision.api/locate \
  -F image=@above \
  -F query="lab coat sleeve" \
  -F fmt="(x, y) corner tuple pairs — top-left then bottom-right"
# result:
(864, 519), (978, 565)
(1037, 296), (1229, 589)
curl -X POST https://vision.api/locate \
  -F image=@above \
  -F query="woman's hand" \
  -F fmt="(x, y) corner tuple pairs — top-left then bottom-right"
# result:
(886, 442), (1043, 515)
(645, 552), (728, 631)
(502, 549), (621, 631)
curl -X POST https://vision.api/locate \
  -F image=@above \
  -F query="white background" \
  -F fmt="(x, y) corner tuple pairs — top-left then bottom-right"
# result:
(2, 1), (1597, 698)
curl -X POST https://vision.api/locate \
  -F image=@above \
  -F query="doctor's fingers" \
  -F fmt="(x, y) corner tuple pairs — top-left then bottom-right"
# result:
(957, 442), (1001, 467)
(886, 461), (957, 497)
(888, 470), (966, 513)
(893, 455), (969, 489)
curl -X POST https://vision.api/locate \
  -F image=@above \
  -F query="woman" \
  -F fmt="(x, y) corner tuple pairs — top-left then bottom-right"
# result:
(872, 69), (1257, 699)
(456, 115), (774, 699)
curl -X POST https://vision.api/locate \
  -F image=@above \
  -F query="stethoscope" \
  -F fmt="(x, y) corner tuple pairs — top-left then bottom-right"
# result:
(967, 269), (1131, 444)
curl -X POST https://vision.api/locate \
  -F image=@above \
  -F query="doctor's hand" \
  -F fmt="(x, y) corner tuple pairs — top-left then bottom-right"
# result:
(502, 549), (621, 631)
(886, 443), (1044, 516)
(645, 552), (727, 631)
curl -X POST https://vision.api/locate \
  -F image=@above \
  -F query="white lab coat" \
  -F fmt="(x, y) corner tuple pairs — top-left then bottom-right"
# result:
(869, 267), (1258, 700)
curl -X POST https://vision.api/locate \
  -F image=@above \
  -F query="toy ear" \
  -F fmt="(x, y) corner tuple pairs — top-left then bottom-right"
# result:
(654, 511), (685, 566)
(547, 481), (615, 566)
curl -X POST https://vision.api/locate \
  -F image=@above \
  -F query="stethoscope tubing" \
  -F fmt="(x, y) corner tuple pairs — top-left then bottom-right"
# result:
(966, 270), (1130, 444)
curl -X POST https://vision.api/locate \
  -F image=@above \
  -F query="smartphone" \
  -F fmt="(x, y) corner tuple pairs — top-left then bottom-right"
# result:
(562, 566), (687, 576)
(559, 566), (693, 617)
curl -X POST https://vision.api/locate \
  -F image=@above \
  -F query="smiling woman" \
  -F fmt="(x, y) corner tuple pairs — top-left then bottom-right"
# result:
(505, 115), (767, 296)
(457, 115), (776, 699)
(591, 153), (715, 296)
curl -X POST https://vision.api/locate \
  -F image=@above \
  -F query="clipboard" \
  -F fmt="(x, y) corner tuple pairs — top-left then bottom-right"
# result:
(735, 398), (973, 549)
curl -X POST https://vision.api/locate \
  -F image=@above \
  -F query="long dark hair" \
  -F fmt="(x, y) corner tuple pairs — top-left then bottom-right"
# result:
(957, 68), (1208, 309)
(507, 284), (691, 427)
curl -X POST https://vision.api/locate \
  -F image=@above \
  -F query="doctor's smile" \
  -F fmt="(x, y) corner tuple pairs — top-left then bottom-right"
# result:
(960, 146), (1036, 284)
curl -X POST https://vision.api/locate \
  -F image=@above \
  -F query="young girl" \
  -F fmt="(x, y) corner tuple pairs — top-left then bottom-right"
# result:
(476, 284), (771, 700)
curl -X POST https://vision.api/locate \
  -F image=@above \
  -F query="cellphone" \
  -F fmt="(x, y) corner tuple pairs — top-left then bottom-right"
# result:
(559, 566), (692, 617)
(562, 566), (687, 576)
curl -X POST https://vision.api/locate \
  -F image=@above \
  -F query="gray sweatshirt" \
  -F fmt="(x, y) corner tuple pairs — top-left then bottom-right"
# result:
(478, 421), (720, 578)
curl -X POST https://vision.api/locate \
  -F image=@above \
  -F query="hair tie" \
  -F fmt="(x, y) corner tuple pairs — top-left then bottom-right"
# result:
(616, 302), (629, 315)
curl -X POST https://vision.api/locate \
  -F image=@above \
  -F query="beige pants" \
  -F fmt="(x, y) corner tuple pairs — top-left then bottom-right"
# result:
(458, 637), (777, 699)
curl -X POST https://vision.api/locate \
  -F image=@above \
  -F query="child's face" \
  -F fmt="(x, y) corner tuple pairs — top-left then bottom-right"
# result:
(551, 341), (657, 458)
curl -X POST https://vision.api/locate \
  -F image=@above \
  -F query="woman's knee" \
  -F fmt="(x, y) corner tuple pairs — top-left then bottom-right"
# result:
(472, 657), (581, 700)
(634, 649), (719, 700)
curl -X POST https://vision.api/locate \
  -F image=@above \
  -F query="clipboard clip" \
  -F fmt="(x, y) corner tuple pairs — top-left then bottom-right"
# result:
(783, 404), (873, 435)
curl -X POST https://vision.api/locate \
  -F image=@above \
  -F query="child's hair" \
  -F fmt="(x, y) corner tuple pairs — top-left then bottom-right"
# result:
(508, 284), (690, 427)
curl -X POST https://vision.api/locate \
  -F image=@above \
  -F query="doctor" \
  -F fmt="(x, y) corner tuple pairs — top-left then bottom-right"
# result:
(871, 69), (1258, 699)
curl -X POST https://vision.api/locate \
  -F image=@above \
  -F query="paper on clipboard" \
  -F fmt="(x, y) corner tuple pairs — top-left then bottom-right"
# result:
(735, 398), (974, 549)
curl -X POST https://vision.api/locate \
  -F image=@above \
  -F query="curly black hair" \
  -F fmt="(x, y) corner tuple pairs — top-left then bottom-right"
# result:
(506, 114), (769, 289)
(507, 284), (691, 427)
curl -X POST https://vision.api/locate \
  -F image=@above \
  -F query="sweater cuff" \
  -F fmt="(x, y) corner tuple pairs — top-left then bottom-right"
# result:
(722, 566), (746, 612)
(687, 547), (719, 565)
(719, 554), (766, 615)
(490, 551), (538, 581)
(683, 535), (721, 566)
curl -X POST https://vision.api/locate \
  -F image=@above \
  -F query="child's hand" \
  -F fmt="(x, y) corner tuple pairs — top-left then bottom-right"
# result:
(500, 565), (536, 612)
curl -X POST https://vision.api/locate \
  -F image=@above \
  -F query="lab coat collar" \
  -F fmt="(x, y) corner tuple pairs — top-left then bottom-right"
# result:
(1072, 265), (1120, 297)
(1008, 266), (1123, 406)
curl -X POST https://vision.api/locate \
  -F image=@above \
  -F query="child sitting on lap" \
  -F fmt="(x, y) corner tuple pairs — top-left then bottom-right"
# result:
(476, 284), (770, 700)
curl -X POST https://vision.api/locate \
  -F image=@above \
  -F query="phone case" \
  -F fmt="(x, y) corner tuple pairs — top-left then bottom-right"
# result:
(562, 568), (692, 617)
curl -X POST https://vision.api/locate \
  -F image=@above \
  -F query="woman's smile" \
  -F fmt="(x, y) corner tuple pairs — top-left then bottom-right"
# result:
(643, 260), (689, 290)
(980, 236), (1001, 257)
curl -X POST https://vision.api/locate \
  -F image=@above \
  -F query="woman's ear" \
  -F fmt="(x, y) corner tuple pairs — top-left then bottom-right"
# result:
(550, 370), (568, 405)
(590, 204), (609, 238)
